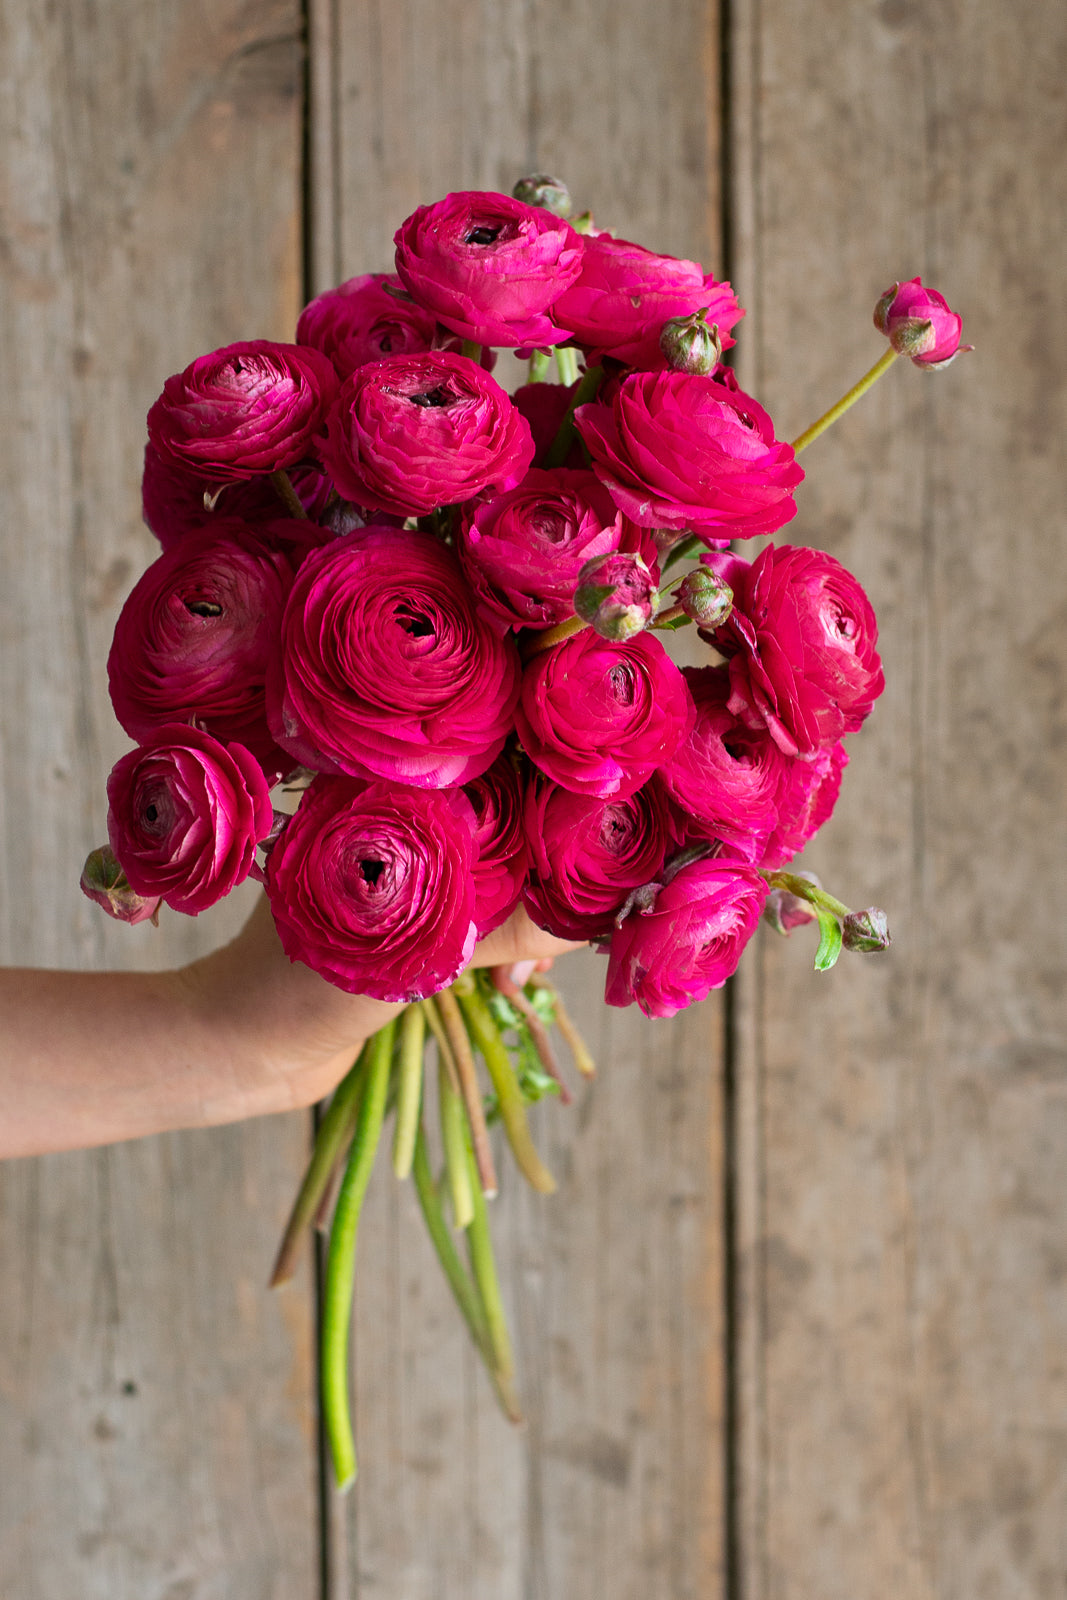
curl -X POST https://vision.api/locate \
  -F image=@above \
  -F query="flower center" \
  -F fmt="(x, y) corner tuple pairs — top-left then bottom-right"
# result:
(608, 663), (636, 707)
(395, 603), (435, 638)
(184, 599), (223, 618)
(359, 859), (386, 887)
(408, 385), (452, 408)
(465, 224), (502, 245)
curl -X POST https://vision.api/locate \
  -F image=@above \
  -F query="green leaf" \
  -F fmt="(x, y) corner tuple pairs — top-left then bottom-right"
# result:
(813, 908), (843, 971)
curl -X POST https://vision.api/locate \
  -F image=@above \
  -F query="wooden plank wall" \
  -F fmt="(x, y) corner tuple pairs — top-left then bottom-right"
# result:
(3, 1), (1065, 1597)
(0, 4), (319, 1596)
(729, 0), (1067, 1596)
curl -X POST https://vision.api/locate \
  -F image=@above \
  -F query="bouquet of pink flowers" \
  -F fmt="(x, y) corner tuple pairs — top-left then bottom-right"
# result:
(82, 175), (967, 1486)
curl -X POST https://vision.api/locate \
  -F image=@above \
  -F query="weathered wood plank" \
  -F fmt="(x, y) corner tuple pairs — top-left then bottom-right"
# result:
(730, 0), (1067, 1594)
(310, 3), (728, 1594)
(0, 4), (318, 1594)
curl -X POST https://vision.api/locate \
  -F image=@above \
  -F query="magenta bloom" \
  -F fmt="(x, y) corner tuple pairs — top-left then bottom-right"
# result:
(657, 666), (791, 862)
(270, 527), (521, 788)
(706, 545), (884, 757)
(516, 629), (694, 799)
(141, 445), (332, 549)
(318, 351), (534, 517)
(456, 468), (626, 633)
(296, 272), (441, 377)
(576, 370), (803, 542)
(146, 341), (338, 484)
(511, 380), (585, 469)
(106, 726), (273, 915)
(874, 277), (972, 368)
(394, 191), (584, 348)
(463, 755), (529, 937)
(523, 777), (682, 941)
(762, 741), (848, 868)
(606, 860), (768, 1018)
(552, 233), (743, 369)
(108, 521), (304, 776)
(266, 776), (479, 1001)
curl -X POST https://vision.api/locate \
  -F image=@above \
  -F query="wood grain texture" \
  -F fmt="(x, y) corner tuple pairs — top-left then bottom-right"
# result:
(729, 0), (1067, 1594)
(0, 3), (317, 1594)
(309, 4), (728, 1594)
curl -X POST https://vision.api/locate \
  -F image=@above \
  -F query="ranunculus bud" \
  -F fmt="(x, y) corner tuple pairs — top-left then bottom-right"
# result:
(659, 307), (724, 375)
(574, 551), (656, 641)
(676, 565), (733, 628)
(841, 906), (891, 952)
(80, 845), (161, 925)
(512, 173), (573, 217)
(873, 278), (972, 369)
(763, 874), (821, 936)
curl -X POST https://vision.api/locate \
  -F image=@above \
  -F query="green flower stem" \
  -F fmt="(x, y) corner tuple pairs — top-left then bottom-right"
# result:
(433, 988), (498, 1198)
(528, 348), (553, 383)
(460, 338), (483, 363)
(762, 868), (852, 921)
(652, 602), (688, 628)
(554, 345), (580, 386)
(411, 1124), (489, 1351)
(520, 611), (589, 661)
(463, 1130), (519, 1402)
(438, 1056), (475, 1231)
(269, 468), (309, 520)
(421, 997), (458, 1087)
(391, 1004), (426, 1180)
(452, 975), (556, 1195)
(321, 1017), (396, 1492)
(790, 346), (899, 454)
(269, 1044), (370, 1287)
(661, 532), (705, 574)
(545, 362), (604, 468)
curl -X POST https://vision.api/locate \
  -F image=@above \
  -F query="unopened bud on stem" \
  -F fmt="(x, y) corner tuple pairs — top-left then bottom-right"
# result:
(80, 845), (162, 925)
(676, 565), (733, 629)
(512, 173), (573, 217)
(841, 907), (891, 952)
(659, 307), (723, 376)
(574, 552), (656, 641)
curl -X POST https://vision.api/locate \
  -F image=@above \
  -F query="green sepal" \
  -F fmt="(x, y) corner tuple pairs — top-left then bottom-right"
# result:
(813, 907), (843, 971)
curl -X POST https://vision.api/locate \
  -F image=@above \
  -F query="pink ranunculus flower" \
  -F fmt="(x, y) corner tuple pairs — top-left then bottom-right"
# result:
(296, 272), (441, 378)
(705, 545), (884, 758)
(146, 341), (339, 484)
(456, 468), (627, 633)
(605, 860), (769, 1018)
(106, 726), (273, 915)
(656, 665), (791, 862)
(510, 380), (585, 469)
(318, 351), (534, 517)
(463, 754), (529, 937)
(762, 741), (848, 868)
(874, 277), (972, 368)
(393, 191), (584, 348)
(269, 526), (521, 788)
(266, 775), (479, 1001)
(552, 232), (744, 369)
(108, 520), (305, 778)
(522, 776), (683, 942)
(516, 628), (694, 799)
(575, 370), (803, 543)
(141, 444), (332, 548)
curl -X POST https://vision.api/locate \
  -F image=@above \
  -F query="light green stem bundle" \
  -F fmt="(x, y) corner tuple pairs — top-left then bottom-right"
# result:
(321, 1017), (396, 1492)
